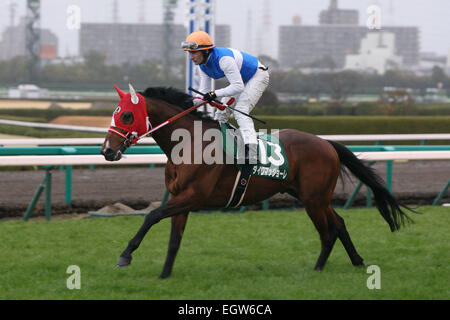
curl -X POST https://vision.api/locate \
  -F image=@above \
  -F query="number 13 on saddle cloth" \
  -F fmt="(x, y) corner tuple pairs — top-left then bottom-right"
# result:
(220, 123), (289, 180)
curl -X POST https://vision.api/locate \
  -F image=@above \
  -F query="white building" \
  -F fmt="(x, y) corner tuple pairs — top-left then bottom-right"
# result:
(345, 31), (403, 74)
(8, 84), (49, 99)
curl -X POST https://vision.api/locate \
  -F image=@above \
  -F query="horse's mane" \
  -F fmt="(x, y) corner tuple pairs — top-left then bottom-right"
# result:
(140, 87), (216, 123)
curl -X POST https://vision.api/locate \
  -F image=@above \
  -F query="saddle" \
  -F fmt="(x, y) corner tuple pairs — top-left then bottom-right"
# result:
(220, 122), (290, 208)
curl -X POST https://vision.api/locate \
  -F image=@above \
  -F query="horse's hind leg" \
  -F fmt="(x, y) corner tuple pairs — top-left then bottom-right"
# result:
(331, 208), (364, 267)
(304, 203), (364, 270)
(159, 213), (189, 279)
(303, 202), (339, 270)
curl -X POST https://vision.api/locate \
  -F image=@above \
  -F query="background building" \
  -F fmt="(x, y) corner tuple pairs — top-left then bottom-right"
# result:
(279, 0), (419, 71)
(279, 24), (367, 69)
(0, 17), (58, 62)
(345, 31), (403, 74)
(319, 0), (359, 25)
(79, 23), (231, 66)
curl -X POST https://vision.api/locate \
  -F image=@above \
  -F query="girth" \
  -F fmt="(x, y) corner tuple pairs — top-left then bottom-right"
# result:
(225, 165), (253, 208)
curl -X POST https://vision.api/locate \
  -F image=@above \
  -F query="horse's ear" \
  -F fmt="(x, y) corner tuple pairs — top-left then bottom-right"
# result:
(114, 84), (126, 99)
(129, 83), (139, 105)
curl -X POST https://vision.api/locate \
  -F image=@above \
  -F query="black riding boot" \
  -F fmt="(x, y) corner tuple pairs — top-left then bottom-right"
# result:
(244, 143), (258, 165)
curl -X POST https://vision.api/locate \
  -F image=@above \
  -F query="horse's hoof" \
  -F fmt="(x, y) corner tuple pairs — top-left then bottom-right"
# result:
(314, 265), (324, 271)
(352, 256), (365, 267)
(159, 272), (171, 279)
(116, 255), (132, 267)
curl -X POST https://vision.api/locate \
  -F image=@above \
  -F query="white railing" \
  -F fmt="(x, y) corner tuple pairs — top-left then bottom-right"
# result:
(0, 119), (108, 133)
(356, 151), (450, 161)
(0, 151), (449, 167)
(319, 133), (450, 141)
(0, 119), (156, 145)
(1, 135), (449, 147)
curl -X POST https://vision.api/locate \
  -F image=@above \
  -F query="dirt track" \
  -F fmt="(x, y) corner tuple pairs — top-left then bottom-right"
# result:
(0, 160), (449, 219)
(0, 100), (91, 109)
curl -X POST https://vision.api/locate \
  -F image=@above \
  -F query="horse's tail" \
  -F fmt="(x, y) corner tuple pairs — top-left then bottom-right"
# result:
(327, 139), (414, 232)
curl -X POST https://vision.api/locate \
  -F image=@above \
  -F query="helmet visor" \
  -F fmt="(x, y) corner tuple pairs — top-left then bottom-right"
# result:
(181, 41), (213, 51)
(181, 41), (199, 50)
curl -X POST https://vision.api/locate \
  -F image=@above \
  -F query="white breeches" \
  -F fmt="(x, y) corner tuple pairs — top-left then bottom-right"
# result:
(214, 64), (269, 145)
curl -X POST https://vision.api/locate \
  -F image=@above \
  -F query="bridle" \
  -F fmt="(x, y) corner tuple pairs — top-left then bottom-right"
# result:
(107, 98), (215, 155)
(106, 92), (240, 158)
(108, 127), (138, 154)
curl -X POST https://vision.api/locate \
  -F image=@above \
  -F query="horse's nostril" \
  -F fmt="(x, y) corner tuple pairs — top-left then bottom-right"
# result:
(103, 148), (116, 161)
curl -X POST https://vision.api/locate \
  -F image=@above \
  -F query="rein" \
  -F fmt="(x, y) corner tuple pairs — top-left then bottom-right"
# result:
(109, 99), (211, 151)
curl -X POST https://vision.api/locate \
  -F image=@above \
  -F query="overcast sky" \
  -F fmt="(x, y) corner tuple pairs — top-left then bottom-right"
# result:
(0, 0), (449, 59)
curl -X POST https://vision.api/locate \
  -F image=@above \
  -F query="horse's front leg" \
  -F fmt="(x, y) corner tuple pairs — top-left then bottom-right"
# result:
(159, 213), (189, 279)
(116, 191), (200, 268)
(116, 206), (165, 267)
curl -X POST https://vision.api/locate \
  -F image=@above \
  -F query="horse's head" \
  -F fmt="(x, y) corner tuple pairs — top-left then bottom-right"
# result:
(101, 84), (150, 161)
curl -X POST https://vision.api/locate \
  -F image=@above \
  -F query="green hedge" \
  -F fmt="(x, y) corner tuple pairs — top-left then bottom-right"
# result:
(255, 116), (450, 135)
(253, 103), (450, 116)
(0, 124), (104, 138)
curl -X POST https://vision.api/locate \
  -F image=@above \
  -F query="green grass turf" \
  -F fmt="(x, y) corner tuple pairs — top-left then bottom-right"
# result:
(0, 206), (448, 300)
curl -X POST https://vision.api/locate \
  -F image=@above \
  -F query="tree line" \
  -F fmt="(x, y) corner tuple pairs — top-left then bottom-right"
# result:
(269, 66), (449, 97)
(0, 52), (448, 100)
(0, 52), (185, 91)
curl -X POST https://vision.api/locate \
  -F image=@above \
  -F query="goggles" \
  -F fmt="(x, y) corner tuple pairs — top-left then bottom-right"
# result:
(181, 41), (213, 51)
(181, 41), (198, 50)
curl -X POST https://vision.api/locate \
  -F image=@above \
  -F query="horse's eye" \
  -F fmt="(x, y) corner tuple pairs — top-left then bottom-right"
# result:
(120, 111), (134, 125)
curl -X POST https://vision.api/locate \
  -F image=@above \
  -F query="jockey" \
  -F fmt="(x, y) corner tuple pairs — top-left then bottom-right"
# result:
(182, 30), (269, 164)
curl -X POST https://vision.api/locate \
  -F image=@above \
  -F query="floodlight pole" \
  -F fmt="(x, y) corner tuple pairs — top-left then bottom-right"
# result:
(185, 0), (215, 116)
(26, 0), (41, 83)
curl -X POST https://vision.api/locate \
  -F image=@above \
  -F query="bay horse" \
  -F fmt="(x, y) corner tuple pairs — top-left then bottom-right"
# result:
(101, 85), (413, 279)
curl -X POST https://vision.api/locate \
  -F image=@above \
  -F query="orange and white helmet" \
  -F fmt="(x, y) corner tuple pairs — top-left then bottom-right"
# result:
(181, 30), (214, 51)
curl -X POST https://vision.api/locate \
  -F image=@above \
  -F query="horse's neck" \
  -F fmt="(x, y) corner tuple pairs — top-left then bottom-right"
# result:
(146, 98), (217, 156)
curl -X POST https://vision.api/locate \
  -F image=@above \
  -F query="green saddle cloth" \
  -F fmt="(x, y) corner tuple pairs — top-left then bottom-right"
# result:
(220, 122), (289, 181)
